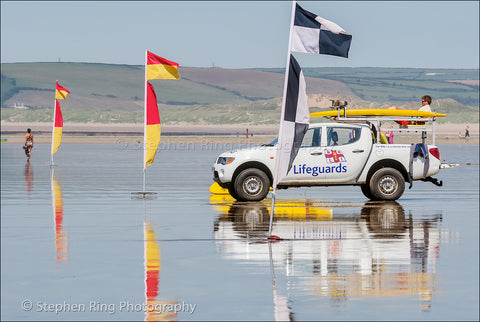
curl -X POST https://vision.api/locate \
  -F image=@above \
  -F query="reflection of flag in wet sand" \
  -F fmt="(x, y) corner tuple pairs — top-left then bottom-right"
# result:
(51, 171), (67, 263)
(273, 288), (291, 321)
(269, 243), (293, 321)
(144, 222), (178, 321)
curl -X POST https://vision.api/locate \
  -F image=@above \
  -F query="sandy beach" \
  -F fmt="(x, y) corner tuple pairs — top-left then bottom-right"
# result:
(1, 121), (478, 144)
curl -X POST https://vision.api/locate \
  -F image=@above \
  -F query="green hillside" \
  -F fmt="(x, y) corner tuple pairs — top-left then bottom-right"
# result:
(260, 67), (479, 107)
(1, 63), (478, 125)
(0, 63), (251, 109)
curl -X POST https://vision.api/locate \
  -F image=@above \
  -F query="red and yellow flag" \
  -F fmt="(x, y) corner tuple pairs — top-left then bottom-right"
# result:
(147, 51), (180, 80)
(145, 82), (161, 166)
(144, 52), (180, 168)
(52, 81), (69, 155)
(52, 100), (63, 154)
(55, 81), (70, 99)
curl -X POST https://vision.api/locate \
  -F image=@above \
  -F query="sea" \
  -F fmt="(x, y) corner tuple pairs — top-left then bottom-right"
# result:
(1, 142), (479, 321)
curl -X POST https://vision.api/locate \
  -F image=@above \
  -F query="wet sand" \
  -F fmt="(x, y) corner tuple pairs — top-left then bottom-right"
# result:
(1, 143), (478, 320)
(1, 121), (478, 144)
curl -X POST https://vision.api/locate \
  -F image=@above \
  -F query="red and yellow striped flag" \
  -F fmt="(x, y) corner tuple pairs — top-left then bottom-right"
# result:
(55, 81), (70, 99)
(52, 100), (63, 154)
(145, 82), (160, 166)
(147, 51), (180, 80)
(144, 52), (180, 168)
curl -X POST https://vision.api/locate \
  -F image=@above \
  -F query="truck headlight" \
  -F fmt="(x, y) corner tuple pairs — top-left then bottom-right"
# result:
(217, 157), (235, 165)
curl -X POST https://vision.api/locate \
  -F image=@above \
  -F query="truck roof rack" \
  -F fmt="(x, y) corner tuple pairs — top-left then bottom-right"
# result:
(310, 101), (445, 145)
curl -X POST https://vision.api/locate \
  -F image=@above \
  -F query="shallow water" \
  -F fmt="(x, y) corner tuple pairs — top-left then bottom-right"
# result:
(1, 142), (479, 320)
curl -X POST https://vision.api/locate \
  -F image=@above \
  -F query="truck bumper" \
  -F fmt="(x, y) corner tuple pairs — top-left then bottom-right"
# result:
(212, 166), (231, 187)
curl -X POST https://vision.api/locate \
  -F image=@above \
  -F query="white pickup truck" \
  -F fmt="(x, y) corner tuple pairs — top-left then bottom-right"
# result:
(212, 121), (443, 201)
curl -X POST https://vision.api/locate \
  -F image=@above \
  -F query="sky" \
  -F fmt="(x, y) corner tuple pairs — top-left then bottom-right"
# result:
(1, 1), (479, 69)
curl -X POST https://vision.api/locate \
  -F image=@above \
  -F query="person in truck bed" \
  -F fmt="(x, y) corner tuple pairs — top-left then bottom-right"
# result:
(419, 95), (432, 112)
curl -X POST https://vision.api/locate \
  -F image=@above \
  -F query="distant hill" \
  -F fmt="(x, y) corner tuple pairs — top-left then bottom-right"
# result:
(1, 62), (478, 125)
(259, 67), (479, 106)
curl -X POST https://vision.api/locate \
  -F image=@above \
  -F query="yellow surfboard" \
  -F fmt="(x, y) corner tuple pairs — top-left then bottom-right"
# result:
(310, 109), (446, 118)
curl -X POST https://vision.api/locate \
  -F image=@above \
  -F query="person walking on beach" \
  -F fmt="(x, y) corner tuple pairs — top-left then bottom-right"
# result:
(23, 128), (34, 161)
(465, 125), (470, 138)
(419, 95), (432, 112)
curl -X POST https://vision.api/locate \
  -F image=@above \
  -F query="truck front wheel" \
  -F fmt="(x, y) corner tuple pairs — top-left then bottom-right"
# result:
(360, 184), (376, 200)
(233, 168), (270, 202)
(369, 168), (405, 201)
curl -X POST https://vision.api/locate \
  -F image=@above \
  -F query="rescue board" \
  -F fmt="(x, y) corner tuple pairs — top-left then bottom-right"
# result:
(209, 182), (273, 195)
(209, 182), (230, 195)
(310, 109), (446, 118)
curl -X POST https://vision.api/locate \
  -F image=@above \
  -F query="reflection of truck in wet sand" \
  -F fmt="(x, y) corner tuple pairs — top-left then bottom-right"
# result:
(213, 121), (443, 202)
(213, 201), (442, 308)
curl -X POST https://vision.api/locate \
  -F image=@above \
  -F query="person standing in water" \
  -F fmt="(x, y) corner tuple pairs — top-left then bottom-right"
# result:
(24, 128), (34, 161)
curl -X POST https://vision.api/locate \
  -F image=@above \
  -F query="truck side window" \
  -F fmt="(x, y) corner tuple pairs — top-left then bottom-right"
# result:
(301, 128), (322, 147)
(327, 127), (361, 146)
(347, 128), (361, 144)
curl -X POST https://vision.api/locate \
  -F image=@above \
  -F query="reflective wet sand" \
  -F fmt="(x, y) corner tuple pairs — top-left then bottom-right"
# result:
(1, 143), (478, 320)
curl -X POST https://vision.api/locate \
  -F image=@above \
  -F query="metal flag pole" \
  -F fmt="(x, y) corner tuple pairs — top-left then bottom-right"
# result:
(50, 81), (58, 166)
(268, 0), (297, 238)
(143, 50), (148, 194)
(268, 190), (276, 236)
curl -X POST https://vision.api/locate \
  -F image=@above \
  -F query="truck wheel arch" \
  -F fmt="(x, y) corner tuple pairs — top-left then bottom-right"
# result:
(366, 159), (409, 184)
(231, 161), (273, 188)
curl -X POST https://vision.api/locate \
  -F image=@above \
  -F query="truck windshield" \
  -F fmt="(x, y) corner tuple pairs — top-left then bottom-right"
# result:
(263, 138), (278, 146)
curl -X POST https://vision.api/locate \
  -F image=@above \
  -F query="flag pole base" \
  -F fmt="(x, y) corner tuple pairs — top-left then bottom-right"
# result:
(267, 235), (283, 241)
(131, 192), (157, 200)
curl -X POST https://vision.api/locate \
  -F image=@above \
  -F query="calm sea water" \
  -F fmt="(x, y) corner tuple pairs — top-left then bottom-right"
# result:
(1, 142), (479, 321)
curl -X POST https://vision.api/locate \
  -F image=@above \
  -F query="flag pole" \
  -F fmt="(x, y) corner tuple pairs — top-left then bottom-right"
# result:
(143, 51), (148, 193)
(269, 0), (297, 237)
(50, 81), (57, 167)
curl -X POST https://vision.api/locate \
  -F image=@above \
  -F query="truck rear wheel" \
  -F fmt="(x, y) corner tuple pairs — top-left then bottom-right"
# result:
(369, 168), (405, 201)
(233, 168), (270, 202)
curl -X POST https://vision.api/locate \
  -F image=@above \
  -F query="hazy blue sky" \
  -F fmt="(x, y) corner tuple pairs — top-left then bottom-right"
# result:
(1, 1), (479, 69)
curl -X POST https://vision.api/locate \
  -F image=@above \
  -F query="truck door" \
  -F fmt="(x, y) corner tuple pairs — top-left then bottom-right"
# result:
(281, 126), (326, 184)
(323, 126), (371, 183)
